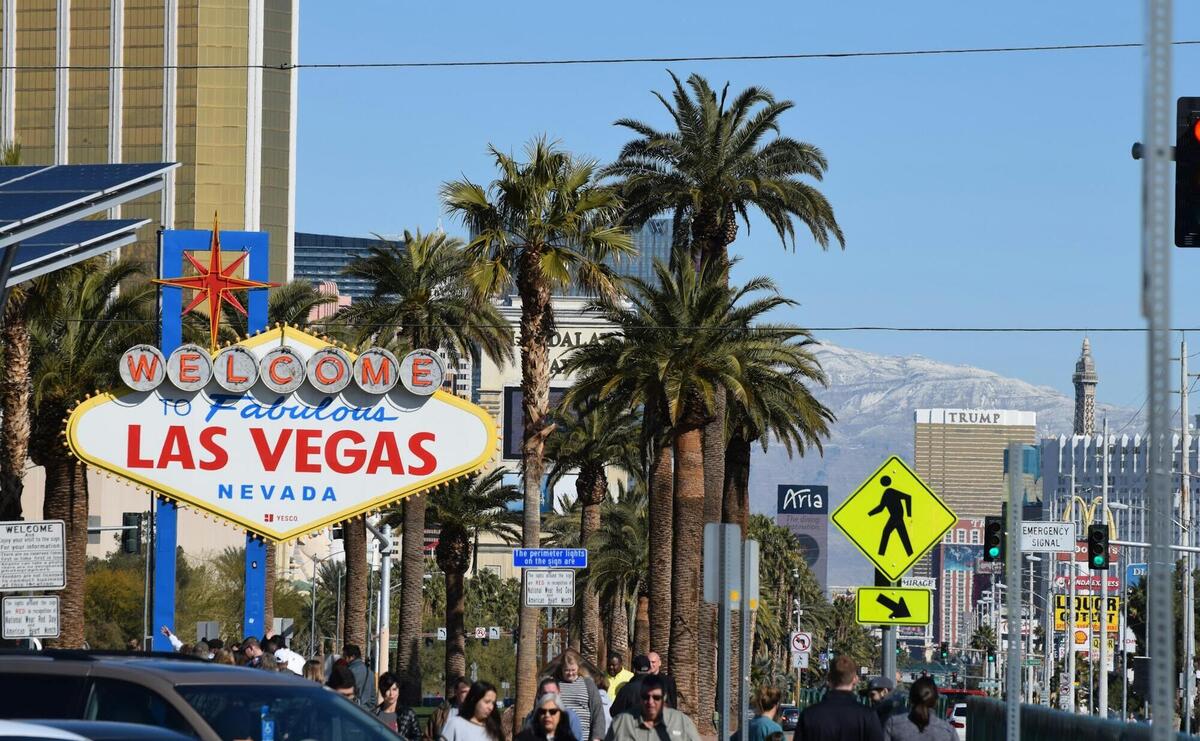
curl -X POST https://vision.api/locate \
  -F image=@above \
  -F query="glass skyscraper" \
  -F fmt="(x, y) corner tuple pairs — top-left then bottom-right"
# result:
(293, 232), (389, 301)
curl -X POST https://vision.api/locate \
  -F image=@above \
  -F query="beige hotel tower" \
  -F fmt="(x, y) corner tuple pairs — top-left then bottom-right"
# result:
(0, 0), (297, 282)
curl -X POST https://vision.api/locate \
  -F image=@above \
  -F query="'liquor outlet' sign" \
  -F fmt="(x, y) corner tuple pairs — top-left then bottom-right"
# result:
(66, 327), (496, 541)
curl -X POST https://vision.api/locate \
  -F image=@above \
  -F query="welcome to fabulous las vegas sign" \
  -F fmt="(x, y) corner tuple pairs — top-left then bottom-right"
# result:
(65, 326), (497, 541)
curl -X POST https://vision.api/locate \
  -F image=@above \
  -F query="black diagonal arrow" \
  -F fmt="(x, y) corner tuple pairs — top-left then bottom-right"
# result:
(876, 593), (911, 619)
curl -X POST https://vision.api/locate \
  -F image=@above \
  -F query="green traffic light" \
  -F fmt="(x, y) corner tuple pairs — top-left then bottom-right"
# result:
(1092, 555), (1105, 566)
(988, 547), (1000, 558)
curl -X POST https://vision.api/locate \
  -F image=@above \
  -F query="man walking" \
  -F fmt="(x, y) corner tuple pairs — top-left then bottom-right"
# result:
(611, 655), (653, 715)
(645, 652), (679, 708)
(793, 656), (883, 741)
(342, 645), (377, 708)
(607, 654), (634, 697)
(604, 676), (699, 741)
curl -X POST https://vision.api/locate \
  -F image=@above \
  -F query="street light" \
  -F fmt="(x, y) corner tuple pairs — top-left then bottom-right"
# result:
(291, 546), (343, 657)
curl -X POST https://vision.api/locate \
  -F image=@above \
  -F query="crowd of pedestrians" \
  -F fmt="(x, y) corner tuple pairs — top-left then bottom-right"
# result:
(150, 627), (953, 741)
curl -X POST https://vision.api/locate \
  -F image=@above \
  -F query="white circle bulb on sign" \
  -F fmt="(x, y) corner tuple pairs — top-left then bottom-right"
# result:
(166, 345), (213, 392)
(353, 348), (400, 394)
(119, 345), (166, 391)
(400, 349), (445, 396)
(260, 347), (305, 394)
(306, 347), (353, 394)
(213, 346), (259, 393)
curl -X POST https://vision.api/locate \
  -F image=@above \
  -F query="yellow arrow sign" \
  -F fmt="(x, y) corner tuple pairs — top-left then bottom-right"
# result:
(832, 456), (957, 582)
(855, 587), (932, 626)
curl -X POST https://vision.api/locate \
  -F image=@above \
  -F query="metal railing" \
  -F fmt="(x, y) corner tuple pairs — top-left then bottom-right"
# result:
(966, 697), (1197, 741)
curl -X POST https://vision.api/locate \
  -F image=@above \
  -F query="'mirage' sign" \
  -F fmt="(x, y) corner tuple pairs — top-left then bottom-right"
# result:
(66, 327), (496, 541)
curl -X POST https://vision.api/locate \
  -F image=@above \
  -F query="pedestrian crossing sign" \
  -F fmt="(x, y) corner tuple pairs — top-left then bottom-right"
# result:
(832, 456), (957, 582)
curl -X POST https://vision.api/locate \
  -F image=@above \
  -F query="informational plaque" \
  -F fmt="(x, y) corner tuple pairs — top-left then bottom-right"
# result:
(2, 596), (60, 638)
(0, 521), (65, 591)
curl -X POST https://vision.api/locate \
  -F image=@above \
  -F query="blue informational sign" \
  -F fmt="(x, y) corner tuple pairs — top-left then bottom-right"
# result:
(1127, 562), (1148, 589)
(513, 548), (588, 568)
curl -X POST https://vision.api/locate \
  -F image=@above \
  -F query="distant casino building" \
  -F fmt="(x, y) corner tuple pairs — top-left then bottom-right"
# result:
(775, 484), (830, 593)
(914, 409), (1038, 518)
(293, 232), (390, 301)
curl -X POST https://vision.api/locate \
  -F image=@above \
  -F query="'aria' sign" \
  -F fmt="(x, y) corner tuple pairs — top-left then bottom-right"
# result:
(67, 327), (496, 541)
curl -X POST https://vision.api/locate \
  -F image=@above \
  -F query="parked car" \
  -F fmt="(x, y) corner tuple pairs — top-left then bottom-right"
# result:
(948, 702), (967, 741)
(778, 705), (800, 731)
(19, 721), (194, 741)
(0, 720), (86, 740)
(0, 650), (395, 741)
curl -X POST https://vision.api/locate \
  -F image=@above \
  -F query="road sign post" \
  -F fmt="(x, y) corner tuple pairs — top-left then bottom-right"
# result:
(703, 523), (740, 741)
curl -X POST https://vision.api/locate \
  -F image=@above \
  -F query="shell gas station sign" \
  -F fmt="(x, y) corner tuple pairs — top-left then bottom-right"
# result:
(66, 326), (496, 541)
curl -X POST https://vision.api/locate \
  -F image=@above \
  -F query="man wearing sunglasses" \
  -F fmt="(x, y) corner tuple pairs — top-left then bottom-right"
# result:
(604, 676), (698, 741)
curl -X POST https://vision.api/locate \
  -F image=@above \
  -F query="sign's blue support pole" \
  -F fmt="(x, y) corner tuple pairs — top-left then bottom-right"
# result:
(150, 229), (271, 649)
(243, 239), (268, 639)
(150, 235), (185, 652)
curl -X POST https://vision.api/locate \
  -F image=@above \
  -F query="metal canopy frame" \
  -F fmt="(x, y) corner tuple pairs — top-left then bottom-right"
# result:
(5, 218), (149, 287)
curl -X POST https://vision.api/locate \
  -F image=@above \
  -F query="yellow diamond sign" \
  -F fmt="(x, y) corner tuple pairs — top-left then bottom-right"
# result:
(832, 456), (956, 581)
(855, 587), (932, 626)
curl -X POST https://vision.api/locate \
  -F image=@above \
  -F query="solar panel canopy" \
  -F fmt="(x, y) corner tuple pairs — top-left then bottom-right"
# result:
(0, 162), (175, 291)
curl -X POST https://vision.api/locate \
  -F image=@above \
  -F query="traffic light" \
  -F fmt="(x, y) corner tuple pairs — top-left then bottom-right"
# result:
(939, 641), (949, 662)
(986, 648), (996, 665)
(983, 516), (1004, 562)
(121, 512), (142, 554)
(1087, 523), (1110, 570)
(1176, 97), (1200, 247)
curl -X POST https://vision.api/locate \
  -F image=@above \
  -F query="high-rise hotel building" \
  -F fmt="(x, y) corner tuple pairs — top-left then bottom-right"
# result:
(0, 0), (297, 283)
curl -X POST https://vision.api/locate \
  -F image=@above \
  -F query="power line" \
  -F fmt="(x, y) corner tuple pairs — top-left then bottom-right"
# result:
(2, 40), (1199, 72)
(56, 318), (1200, 332)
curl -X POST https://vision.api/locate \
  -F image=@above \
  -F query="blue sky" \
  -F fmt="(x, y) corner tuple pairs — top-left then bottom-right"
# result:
(294, 1), (1200, 410)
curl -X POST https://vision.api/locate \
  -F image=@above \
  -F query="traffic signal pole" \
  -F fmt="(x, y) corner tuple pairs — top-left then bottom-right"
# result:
(1100, 418), (1110, 719)
(1005, 443), (1022, 737)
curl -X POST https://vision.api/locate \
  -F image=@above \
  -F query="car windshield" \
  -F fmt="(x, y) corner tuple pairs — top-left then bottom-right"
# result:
(175, 685), (393, 741)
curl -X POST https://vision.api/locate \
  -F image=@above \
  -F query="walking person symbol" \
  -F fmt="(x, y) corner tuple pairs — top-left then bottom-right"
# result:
(867, 475), (913, 557)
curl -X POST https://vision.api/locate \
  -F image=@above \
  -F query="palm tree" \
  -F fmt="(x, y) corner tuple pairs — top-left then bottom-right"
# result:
(442, 137), (633, 720)
(339, 229), (513, 703)
(0, 140), (28, 521)
(746, 515), (826, 679)
(723, 328), (833, 531)
(27, 257), (156, 646)
(426, 468), (520, 682)
(608, 74), (846, 719)
(562, 260), (789, 721)
(545, 398), (639, 666)
(589, 484), (649, 659)
(606, 71), (845, 267)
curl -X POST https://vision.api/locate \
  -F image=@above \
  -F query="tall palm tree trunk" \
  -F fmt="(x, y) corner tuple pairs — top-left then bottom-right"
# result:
(649, 440), (673, 662)
(698, 394), (724, 733)
(0, 300), (29, 521)
(721, 429), (752, 728)
(396, 497), (426, 704)
(606, 587), (629, 663)
(342, 518), (369, 649)
(669, 423), (705, 721)
(634, 591), (650, 656)
(444, 567), (467, 681)
(721, 432), (751, 533)
(516, 253), (552, 728)
(42, 455), (87, 647)
(578, 467), (605, 666)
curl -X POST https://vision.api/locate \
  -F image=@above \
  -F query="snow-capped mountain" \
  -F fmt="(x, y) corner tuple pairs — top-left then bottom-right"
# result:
(747, 344), (1140, 588)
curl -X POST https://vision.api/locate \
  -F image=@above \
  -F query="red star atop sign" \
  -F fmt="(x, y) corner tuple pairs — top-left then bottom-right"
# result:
(154, 215), (279, 350)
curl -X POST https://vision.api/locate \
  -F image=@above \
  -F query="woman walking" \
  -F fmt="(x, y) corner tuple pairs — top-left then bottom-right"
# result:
(553, 650), (605, 741)
(376, 672), (422, 741)
(515, 693), (578, 741)
(441, 681), (506, 741)
(883, 677), (956, 741)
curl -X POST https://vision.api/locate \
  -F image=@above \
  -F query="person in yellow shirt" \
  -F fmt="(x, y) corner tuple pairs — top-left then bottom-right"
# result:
(606, 655), (634, 698)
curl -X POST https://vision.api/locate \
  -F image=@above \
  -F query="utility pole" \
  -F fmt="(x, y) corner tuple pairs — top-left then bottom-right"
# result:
(1100, 418), (1110, 719)
(1183, 339), (1195, 732)
(1004, 442), (1021, 738)
(1067, 463), (1077, 713)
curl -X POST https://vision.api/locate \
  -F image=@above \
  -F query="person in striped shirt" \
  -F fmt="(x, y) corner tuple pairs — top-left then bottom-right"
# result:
(552, 650), (607, 741)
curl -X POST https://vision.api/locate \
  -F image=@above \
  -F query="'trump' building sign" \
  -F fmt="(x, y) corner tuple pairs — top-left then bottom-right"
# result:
(66, 327), (496, 541)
